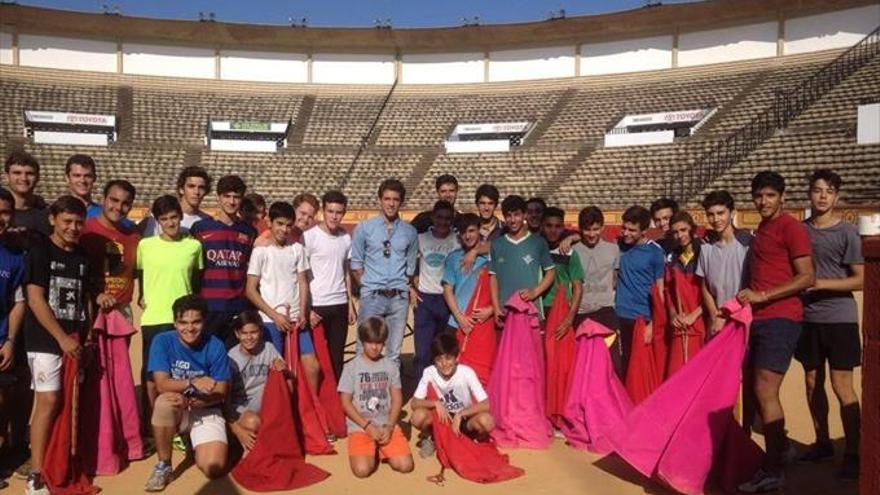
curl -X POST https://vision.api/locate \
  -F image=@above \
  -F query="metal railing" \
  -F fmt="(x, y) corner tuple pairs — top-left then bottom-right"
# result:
(666, 25), (880, 202)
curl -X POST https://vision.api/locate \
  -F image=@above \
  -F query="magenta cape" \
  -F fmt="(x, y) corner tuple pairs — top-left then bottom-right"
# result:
(606, 300), (763, 495)
(81, 309), (144, 475)
(560, 318), (633, 454)
(488, 295), (552, 449)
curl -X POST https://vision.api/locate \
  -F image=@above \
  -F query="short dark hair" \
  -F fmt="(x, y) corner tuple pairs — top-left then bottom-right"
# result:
(526, 197), (547, 210)
(357, 316), (389, 344)
(4, 150), (40, 174)
(293, 193), (319, 211)
(431, 332), (460, 360)
(233, 310), (265, 333)
(0, 187), (13, 207)
(809, 169), (842, 191)
(176, 166), (212, 194)
(245, 192), (266, 210)
(322, 190), (348, 209)
(268, 201), (295, 221)
(217, 175), (247, 196)
(432, 200), (454, 214)
(172, 294), (207, 321)
(501, 195), (527, 215)
(435, 174), (458, 191)
(578, 206), (604, 229)
(103, 179), (136, 200)
(751, 170), (785, 194)
(622, 205), (651, 230)
(455, 212), (481, 232)
(649, 198), (679, 217)
(65, 154), (96, 176)
(49, 195), (87, 218)
(701, 190), (735, 211)
(475, 184), (499, 204)
(151, 194), (182, 219)
(542, 206), (565, 222)
(669, 210), (697, 233)
(378, 178), (406, 201)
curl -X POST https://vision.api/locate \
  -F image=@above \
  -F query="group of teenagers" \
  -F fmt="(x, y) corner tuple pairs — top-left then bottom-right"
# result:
(0, 147), (864, 494)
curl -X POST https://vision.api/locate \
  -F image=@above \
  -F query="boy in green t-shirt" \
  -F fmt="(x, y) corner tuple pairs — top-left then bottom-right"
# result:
(540, 207), (584, 337)
(489, 195), (555, 322)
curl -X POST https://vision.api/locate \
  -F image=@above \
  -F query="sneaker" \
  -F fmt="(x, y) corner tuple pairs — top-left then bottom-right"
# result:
(144, 462), (173, 492)
(13, 459), (31, 480)
(837, 455), (859, 481)
(25, 472), (50, 495)
(418, 437), (436, 459)
(797, 441), (834, 464)
(738, 468), (785, 493)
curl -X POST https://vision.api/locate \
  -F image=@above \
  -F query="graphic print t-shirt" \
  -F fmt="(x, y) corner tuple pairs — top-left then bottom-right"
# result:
(23, 241), (91, 354)
(337, 355), (401, 433)
(413, 364), (488, 414)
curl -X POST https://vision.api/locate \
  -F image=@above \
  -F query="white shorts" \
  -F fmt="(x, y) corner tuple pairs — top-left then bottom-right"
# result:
(27, 352), (63, 392)
(181, 408), (228, 447)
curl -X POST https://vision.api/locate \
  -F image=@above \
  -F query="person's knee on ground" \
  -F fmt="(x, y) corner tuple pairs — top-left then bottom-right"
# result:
(349, 456), (377, 478)
(388, 454), (414, 474)
(410, 408), (432, 430)
(194, 442), (227, 479)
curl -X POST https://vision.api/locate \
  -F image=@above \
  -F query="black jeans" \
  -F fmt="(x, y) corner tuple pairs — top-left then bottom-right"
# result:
(313, 303), (350, 381)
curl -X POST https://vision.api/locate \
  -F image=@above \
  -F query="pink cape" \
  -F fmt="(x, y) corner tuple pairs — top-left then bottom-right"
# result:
(560, 319), (633, 454)
(606, 300), (763, 495)
(81, 310), (144, 475)
(488, 295), (552, 449)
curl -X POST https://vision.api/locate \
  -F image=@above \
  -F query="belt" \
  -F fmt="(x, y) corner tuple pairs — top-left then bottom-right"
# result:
(371, 288), (407, 298)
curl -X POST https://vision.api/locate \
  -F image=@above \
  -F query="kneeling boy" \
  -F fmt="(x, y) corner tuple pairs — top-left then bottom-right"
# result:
(145, 295), (231, 492)
(410, 332), (494, 457)
(226, 311), (286, 453)
(338, 317), (413, 478)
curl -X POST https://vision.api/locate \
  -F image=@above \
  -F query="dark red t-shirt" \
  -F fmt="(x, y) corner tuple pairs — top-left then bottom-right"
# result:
(748, 213), (812, 321)
(80, 217), (141, 305)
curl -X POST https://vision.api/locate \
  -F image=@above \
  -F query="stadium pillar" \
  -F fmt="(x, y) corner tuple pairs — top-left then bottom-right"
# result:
(11, 32), (19, 65)
(861, 236), (880, 495)
(671, 30), (678, 68)
(776, 14), (785, 57)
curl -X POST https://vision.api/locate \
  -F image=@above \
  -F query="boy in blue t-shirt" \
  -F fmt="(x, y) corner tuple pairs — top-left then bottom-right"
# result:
(615, 205), (665, 380)
(489, 195), (555, 322)
(145, 295), (231, 492)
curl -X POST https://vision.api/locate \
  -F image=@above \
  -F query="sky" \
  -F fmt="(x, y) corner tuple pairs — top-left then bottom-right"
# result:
(16, 0), (699, 29)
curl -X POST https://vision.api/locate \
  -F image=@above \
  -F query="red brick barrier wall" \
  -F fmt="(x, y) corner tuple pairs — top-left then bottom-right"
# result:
(861, 237), (879, 495)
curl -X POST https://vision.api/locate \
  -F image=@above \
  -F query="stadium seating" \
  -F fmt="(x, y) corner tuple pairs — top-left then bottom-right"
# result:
(1, 44), (877, 210)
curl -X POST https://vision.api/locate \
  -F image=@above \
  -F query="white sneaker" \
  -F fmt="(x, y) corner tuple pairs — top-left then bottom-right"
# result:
(738, 468), (785, 493)
(25, 472), (50, 495)
(144, 463), (173, 492)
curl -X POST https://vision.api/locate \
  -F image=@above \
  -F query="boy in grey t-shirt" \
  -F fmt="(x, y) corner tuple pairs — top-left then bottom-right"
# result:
(226, 312), (286, 453)
(794, 170), (863, 480)
(338, 317), (413, 478)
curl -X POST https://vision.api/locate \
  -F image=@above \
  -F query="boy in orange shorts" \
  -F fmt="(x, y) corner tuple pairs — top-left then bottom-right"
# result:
(338, 317), (413, 478)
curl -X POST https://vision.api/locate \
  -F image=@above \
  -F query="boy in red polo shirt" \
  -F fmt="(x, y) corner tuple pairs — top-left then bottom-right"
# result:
(737, 171), (814, 493)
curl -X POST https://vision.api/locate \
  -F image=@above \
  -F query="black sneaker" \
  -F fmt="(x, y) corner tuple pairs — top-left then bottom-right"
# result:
(797, 441), (834, 464)
(837, 455), (859, 481)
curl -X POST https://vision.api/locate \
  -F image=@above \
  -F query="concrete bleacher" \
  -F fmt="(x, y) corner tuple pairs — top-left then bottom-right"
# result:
(1, 45), (877, 210)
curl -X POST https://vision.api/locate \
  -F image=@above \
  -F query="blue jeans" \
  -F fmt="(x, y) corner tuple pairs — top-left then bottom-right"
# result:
(413, 292), (451, 379)
(357, 290), (409, 365)
(264, 322), (315, 356)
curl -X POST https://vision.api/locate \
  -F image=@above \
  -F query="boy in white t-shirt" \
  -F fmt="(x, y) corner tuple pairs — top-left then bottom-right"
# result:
(245, 202), (319, 391)
(410, 332), (495, 458)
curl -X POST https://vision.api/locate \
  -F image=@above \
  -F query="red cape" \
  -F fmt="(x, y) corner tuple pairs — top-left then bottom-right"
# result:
(426, 384), (524, 484)
(43, 353), (99, 495)
(232, 369), (330, 491)
(625, 317), (660, 405)
(544, 285), (576, 427)
(456, 267), (496, 387)
(285, 327), (340, 455)
(650, 284), (669, 381)
(665, 267), (706, 378)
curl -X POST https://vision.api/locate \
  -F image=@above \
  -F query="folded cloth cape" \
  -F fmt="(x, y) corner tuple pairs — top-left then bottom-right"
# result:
(426, 383), (524, 484)
(310, 323), (347, 439)
(625, 317), (660, 405)
(650, 284), (669, 381)
(560, 318), (633, 454)
(456, 267), (496, 387)
(544, 285), (577, 428)
(488, 295), (552, 449)
(286, 329), (336, 455)
(232, 369), (330, 491)
(607, 299), (763, 495)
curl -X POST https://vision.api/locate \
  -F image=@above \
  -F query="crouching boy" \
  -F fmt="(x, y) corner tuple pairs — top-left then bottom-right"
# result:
(145, 295), (231, 492)
(410, 332), (494, 457)
(337, 317), (413, 478)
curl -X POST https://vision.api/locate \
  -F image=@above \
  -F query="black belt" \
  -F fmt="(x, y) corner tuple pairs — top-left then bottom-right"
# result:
(372, 288), (406, 298)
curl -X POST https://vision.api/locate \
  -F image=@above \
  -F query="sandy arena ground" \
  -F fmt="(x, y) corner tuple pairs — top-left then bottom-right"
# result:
(6, 296), (863, 495)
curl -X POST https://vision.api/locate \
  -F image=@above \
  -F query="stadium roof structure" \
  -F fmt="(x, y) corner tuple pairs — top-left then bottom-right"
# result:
(1, 0), (875, 53)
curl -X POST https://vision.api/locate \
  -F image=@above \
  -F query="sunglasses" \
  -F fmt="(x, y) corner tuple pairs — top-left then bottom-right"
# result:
(383, 239), (391, 258)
